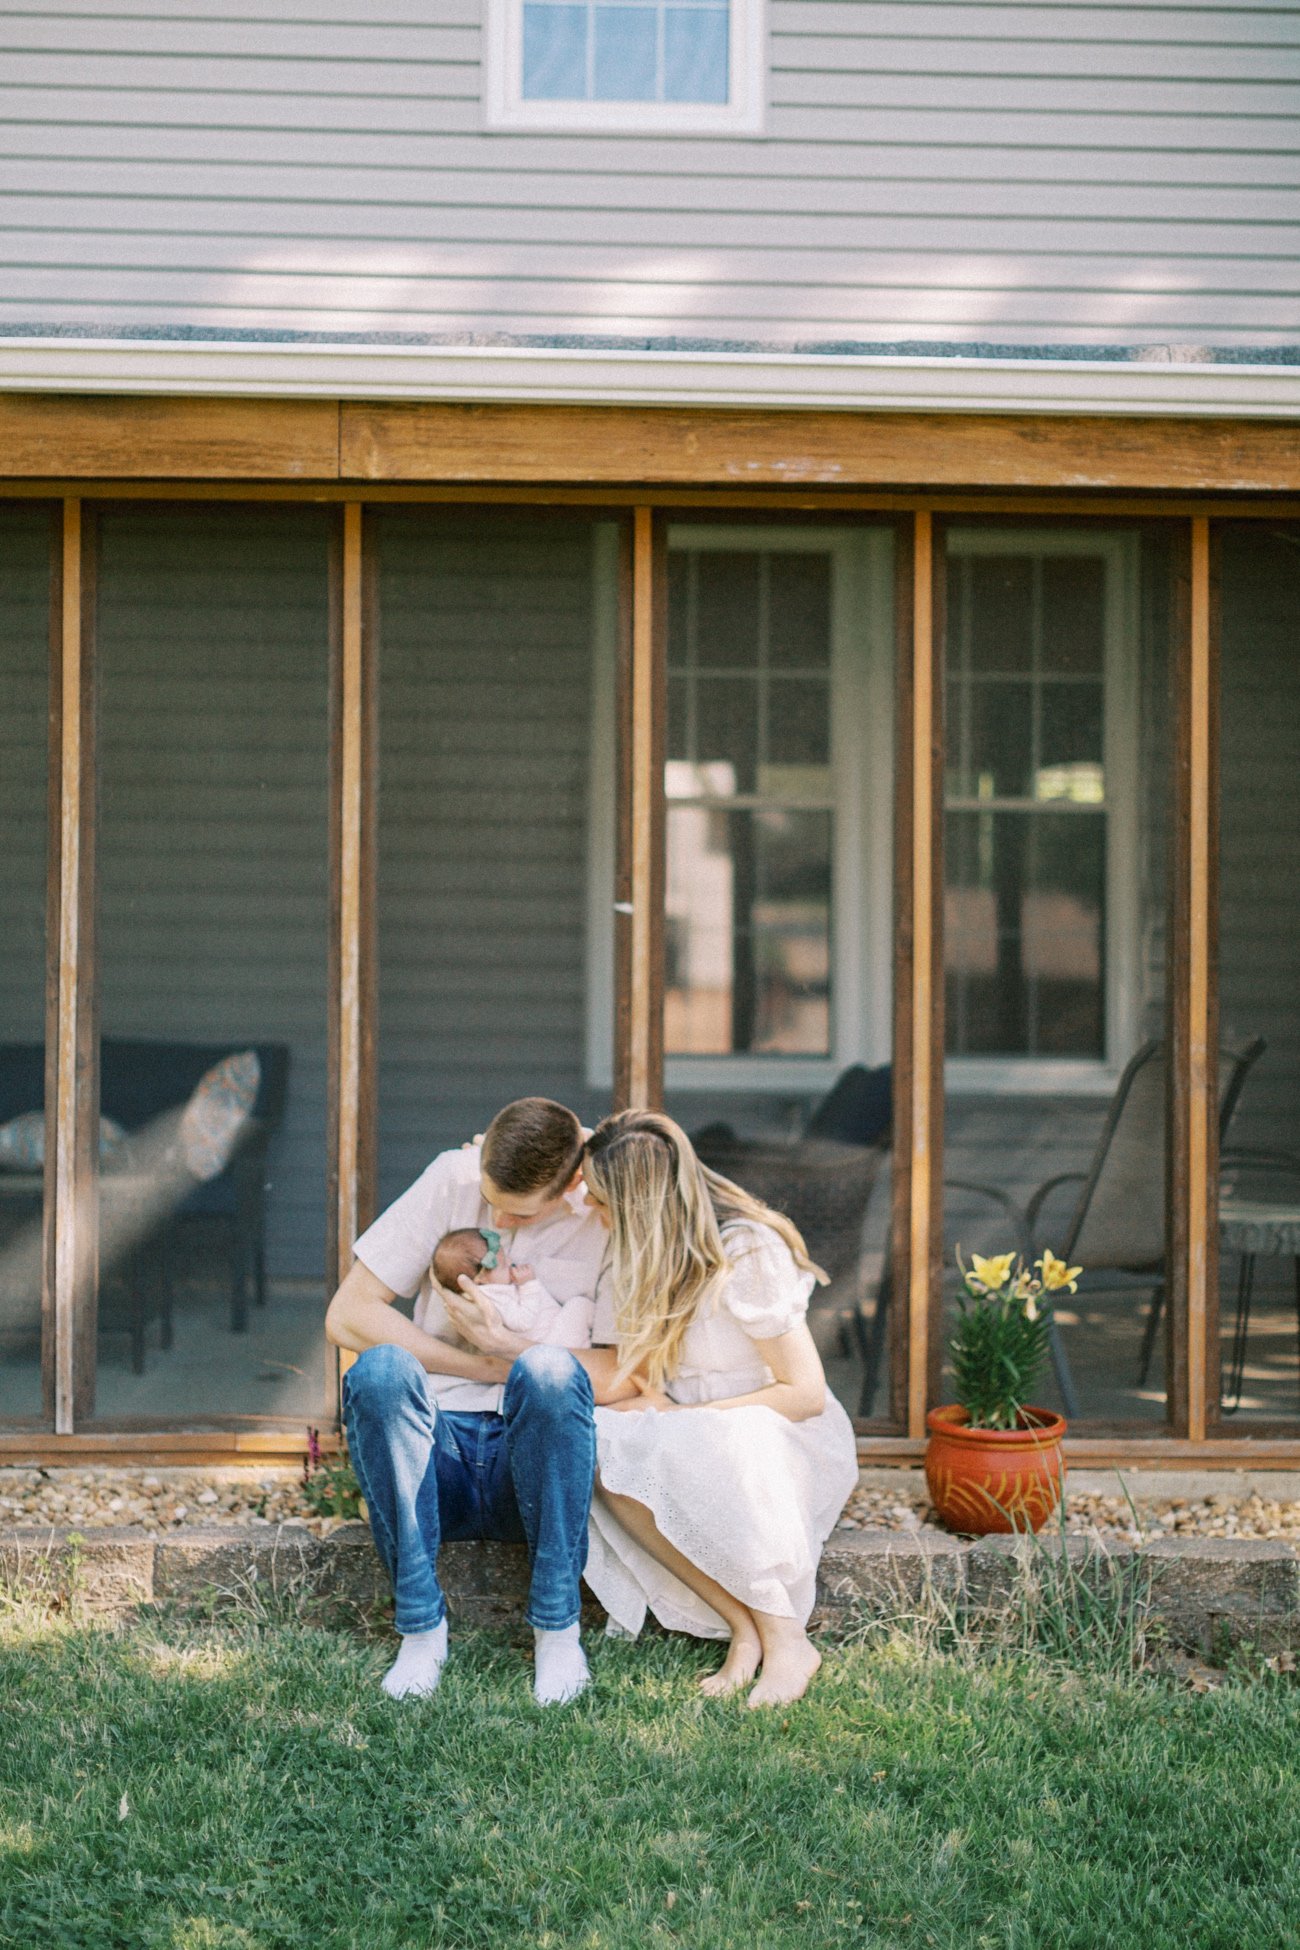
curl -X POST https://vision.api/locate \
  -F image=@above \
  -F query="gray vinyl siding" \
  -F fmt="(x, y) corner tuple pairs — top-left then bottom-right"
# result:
(375, 511), (611, 1215)
(96, 506), (331, 1282)
(1, 3), (1297, 347)
(0, 507), (48, 1049)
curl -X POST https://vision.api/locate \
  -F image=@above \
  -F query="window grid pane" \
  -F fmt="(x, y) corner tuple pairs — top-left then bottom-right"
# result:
(666, 547), (835, 1057)
(945, 548), (1111, 1059)
(522, 0), (730, 104)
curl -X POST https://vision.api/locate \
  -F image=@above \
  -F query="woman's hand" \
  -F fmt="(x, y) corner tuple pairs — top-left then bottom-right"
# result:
(606, 1374), (679, 1414)
(441, 1279), (530, 1360)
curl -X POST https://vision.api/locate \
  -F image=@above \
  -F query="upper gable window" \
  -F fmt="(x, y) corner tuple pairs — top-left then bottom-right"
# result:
(484, 0), (765, 133)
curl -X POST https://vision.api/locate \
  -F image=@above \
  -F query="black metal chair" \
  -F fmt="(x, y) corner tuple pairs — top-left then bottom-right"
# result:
(856, 1037), (1266, 1422)
(1017, 1036), (1264, 1412)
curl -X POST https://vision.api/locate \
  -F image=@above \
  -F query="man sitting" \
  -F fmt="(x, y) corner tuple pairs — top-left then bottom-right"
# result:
(325, 1097), (617, 1706)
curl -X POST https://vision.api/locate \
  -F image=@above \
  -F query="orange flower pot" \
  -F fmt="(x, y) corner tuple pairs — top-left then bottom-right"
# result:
(924, 1404), (1068, 1537)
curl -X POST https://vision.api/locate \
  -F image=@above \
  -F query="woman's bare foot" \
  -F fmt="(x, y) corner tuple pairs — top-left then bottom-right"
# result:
(700, 1624), (763, 1697)
(746, 1635), (821, 1709)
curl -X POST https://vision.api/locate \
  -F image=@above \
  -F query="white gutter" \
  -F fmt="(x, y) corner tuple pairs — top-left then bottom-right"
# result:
(1, 337), (1299, 417)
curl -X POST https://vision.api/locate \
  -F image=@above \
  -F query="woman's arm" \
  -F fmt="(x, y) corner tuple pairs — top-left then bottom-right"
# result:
(442, 1280), (639, 1406)
(325, 1259), (510, 1385)
(632, 1321), (828, 1423)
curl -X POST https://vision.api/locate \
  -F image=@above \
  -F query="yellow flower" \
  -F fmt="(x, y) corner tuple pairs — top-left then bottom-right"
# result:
(1024, 1295), (1040, 1322)
(1037, 1250), (1082, 1294)
(1011, 1268), (1036, 1300)
(970, 1253), (1015, 1292)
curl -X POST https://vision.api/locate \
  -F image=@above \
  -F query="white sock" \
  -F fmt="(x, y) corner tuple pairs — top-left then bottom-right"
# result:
(533, 1622), (589, 1706)
(381, 1620), (448, 1699)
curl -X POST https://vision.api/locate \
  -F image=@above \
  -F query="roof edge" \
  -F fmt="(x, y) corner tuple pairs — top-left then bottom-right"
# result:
(2, 336), (1299, 417)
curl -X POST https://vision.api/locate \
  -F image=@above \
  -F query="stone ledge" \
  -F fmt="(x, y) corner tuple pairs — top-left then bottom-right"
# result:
(4, 1524), (1299, 1652)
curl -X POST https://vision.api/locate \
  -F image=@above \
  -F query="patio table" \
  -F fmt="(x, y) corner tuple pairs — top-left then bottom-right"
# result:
(1219, 1195), (1300, 1414)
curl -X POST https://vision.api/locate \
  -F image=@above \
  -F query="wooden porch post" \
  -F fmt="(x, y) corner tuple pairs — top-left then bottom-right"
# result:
(615, 507), (666, 1110)
(45, 498), (99, 1431)
(893, 512), (945, 1438)
(1167, 517), (1218, 1441)
(327, 502), (378, 1390)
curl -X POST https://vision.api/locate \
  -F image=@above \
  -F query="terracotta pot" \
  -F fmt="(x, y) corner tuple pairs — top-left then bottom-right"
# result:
(924, 1404), (1068, 1537)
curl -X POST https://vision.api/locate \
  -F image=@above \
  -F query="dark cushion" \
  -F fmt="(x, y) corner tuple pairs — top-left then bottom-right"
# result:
(805, 1063), (893, 1148)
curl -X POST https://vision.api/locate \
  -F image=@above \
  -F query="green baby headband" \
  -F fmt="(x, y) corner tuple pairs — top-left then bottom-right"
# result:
(477, 1226), (502, 1272)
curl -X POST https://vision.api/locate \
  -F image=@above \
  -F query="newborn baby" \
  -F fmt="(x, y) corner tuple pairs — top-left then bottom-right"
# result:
(430, 1226), (596, 1350)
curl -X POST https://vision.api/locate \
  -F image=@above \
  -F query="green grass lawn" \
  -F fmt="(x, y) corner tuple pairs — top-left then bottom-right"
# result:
(1, 1606), (1297, 1950)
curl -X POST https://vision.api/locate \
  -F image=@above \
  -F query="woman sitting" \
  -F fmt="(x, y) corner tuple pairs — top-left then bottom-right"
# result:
(580, 1109), (859, 1708)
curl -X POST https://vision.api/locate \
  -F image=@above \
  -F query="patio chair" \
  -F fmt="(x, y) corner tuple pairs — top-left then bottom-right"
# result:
(855, 1037), (1265, 1422)
(1019, 1035), (1266, 1412)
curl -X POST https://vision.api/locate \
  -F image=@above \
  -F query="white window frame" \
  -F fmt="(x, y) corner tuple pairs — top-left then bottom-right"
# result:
(483, 0), (767, 135)
(586, 523), (894, 1093)
(943, 527), (1141, 1098)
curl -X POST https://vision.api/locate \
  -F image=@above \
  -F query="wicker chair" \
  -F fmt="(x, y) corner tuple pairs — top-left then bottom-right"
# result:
(692, 1063), (892, 1288)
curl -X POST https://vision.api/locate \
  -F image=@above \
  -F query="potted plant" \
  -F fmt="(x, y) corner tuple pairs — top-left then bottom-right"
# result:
(924, 1250), (1080, 1536)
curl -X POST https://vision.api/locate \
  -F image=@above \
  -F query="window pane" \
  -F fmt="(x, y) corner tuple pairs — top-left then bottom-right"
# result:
(1218, 523), (1300, 1424)
(768, 552), (832, 669)
(667, 672), (689, 763)
(765, 677), (830, 773)
(944, 527), (1174, 1431)
(1038, 680), (1104, 800)
(664, 3), (729, 101)
(968, 555), (1034, 672)
(967, 679), (1033, 798)
(593, 4), (658, 99)
(693, 551), (761, 668)
(665, 807), (830, 1056)
(1042, 557), (1105, 673)
(94, 507), (332, 1427)
(696, 675), (757, 790)
(0, 507), (49, 1426)
(946, 810), (1103, 1057)
(522, 2), (588, 98)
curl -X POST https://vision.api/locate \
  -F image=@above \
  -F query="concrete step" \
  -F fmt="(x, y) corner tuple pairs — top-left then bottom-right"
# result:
(4, 1522), (1299, 1657)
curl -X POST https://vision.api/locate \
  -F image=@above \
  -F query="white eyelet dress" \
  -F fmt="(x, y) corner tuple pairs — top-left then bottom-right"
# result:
(584, 1222), (860, 1639)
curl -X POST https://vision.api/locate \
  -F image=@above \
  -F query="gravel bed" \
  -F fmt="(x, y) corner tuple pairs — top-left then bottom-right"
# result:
(841, 1481), (1300, 1545)
(2, 1467), (1300, 1545)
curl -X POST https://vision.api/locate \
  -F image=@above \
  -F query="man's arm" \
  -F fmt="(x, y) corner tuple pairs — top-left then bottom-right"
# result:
(442, 1282), (637, 1404)
(325, 1259), (510, 1385)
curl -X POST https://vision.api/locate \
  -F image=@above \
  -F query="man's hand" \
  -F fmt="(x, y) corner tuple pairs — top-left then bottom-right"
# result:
(443, 1278), (530, 1360)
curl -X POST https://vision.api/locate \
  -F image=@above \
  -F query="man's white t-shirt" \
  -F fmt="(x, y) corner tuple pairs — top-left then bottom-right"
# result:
(353, 1144), (615, 1414)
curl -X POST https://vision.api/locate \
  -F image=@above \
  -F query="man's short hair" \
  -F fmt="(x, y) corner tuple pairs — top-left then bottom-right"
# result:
(481, 1098), (583, 1199)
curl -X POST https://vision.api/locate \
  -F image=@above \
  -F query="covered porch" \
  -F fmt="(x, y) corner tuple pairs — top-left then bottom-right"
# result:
(1, 390), (1298, 1464)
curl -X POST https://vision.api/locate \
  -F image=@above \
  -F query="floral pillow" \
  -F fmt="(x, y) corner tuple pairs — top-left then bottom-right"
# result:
(0, 1111), (127, 1171)
(179, 1050), (260, 1181)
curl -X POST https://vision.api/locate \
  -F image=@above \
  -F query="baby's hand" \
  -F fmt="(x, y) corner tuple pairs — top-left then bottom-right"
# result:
(508, 1262), (533, 1286)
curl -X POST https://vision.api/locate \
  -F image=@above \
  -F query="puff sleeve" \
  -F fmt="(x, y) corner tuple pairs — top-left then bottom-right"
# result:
(720, 1223), (815, 1341)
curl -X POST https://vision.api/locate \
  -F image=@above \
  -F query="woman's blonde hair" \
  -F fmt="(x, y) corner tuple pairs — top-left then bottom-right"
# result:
(583, 1109), (826, 1387)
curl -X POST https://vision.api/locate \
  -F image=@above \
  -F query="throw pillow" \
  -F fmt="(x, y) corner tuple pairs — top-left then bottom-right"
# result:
(178, 1050), (261, 1181)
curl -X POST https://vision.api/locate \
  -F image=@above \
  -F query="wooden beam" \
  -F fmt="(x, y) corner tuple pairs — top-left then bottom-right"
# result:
(7, 480), (1300, 523)
(341, 402), (1300, 493)
(327, 503), (377, 1392)
(0, 395), (340, 480)
(617, 507), (666, 1109)
(1166, 520), (1218, 1440)
(1185, 518), (1217, 1442)
(45, 499), (99, 1432)
(897, 511), (945, 1440)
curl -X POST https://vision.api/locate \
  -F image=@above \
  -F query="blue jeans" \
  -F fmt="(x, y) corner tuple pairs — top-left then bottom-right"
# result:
(342, 1342), (596, 1634)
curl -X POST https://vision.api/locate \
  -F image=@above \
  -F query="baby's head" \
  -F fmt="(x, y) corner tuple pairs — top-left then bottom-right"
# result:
(431, 1226), (502, 1292)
